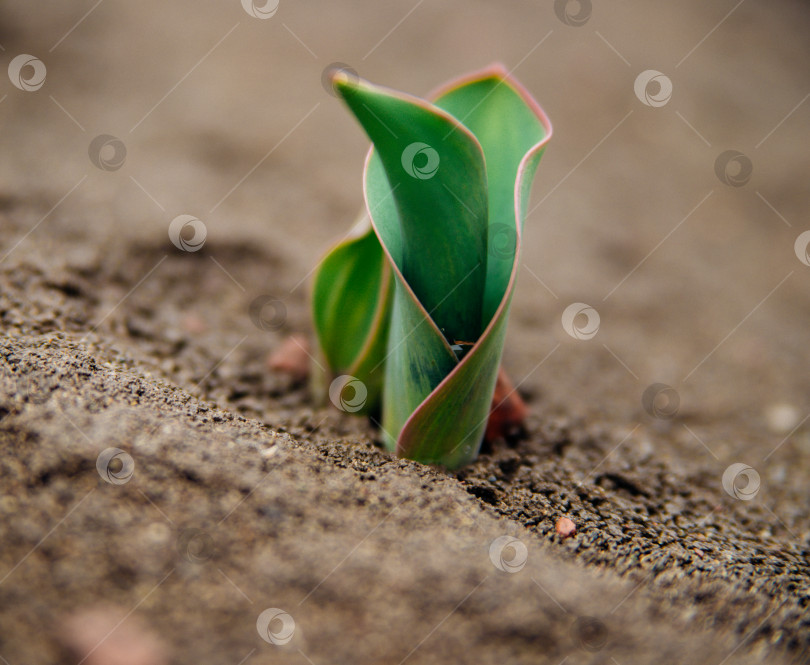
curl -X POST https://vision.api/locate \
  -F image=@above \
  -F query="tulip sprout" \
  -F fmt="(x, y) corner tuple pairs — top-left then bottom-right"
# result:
(312, 64), (552, 468)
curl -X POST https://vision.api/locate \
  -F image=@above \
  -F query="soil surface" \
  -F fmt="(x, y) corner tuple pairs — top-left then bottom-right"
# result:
(1, 1), (809, 664)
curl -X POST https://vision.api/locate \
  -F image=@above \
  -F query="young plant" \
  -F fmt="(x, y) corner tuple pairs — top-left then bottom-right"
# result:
(312, 63), (552, 468)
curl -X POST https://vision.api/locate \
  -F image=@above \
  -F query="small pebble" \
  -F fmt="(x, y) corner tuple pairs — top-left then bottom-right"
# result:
(268, 335), (311, 381)
(555, 516), (576, 539)
(59, 606), (168, 665)
(181, 313), (207, 335)
(261, 445), (279, 459)
(484, 366), (528, 442)
(764, 403), (800, 434)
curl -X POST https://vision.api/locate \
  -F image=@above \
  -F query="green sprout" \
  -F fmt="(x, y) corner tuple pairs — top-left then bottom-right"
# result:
(312, 63), (552, 468)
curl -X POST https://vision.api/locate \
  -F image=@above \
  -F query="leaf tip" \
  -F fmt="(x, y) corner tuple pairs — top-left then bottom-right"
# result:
(324, 63), (364, 100)
(330, 69), (353, 90)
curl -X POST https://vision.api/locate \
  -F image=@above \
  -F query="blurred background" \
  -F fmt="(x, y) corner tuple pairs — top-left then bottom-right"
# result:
(3, 0), (809, 452)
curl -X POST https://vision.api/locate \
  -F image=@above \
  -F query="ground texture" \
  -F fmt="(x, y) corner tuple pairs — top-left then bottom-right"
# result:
(1, 1), (809, 664)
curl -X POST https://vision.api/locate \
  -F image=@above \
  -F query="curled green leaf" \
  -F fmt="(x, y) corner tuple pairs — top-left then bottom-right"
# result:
(312, 63), (551, 468)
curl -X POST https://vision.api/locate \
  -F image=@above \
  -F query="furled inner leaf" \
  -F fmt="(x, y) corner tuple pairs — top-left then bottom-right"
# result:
(433, 74), (549, 324)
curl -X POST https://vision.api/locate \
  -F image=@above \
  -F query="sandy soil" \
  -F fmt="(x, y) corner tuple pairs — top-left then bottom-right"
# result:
(1, 1), (809, 663)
